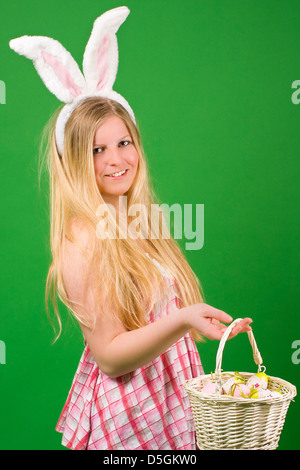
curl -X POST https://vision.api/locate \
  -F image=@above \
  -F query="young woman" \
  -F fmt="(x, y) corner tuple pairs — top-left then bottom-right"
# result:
(42, 96), (252, 450)
(10, 6), (252, 450)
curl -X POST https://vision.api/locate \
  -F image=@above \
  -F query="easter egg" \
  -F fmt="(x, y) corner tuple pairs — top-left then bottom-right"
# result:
(200, 382), (218, 395)
(250, 388), (269, 399)
(222, 375), (245, 395)
(231, 384), (251, 398)
(266, 390), (282, 398)
(246, 372), (268, 390)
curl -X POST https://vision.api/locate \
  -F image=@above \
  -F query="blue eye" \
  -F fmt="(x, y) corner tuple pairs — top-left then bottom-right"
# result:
(93, 147), (104, 154)
(93, 141), (132, 154)
(119, 140), (131, 147)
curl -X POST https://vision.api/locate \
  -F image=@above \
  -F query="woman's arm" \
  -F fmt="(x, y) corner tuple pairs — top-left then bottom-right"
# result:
(61, 228), (252, 378)
(97, 304), (252, 377)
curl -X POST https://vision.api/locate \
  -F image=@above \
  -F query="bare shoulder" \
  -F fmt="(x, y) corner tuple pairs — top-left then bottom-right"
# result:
(60, 220), (127, 365)
(61, 219), (95, 293)
(66, 217), (93, 251)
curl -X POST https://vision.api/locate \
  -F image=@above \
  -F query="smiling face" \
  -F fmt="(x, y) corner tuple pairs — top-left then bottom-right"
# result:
(93, 115), (139, 209)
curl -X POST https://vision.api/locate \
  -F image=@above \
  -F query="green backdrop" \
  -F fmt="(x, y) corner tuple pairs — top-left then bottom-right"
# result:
(0, 0), (299, 450)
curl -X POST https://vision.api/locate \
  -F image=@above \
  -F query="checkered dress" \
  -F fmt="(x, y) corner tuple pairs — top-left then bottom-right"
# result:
(56, 255), (204, 450)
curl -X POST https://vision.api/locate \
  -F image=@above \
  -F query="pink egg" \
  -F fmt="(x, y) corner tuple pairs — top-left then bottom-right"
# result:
(222, 376), (244, 395)
(232, 384), (251, 398)
(200, 382), (218, 394)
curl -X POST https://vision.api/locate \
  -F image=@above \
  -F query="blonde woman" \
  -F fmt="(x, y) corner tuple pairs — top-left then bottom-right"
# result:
(9, 7), (252, 451)
(40, 96), (252, 450)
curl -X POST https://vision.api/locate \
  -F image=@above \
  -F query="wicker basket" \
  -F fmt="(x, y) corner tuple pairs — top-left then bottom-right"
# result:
(183, 318), (297, 450)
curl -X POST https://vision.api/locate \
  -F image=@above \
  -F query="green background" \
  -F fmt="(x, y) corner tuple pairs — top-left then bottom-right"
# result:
(0, 0), (299, 450)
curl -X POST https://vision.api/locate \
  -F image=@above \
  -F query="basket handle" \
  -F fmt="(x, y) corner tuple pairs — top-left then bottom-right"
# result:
(214, 318), (264, 386)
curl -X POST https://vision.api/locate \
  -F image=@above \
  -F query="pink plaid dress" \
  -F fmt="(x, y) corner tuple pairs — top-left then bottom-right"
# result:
(56, 254), (204, 450)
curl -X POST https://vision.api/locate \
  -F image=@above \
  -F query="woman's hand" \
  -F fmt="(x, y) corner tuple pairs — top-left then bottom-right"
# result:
(188, 303), (253, 340)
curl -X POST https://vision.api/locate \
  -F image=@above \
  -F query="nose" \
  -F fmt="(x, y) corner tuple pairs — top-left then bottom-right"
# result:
(106, 146), (123, 166)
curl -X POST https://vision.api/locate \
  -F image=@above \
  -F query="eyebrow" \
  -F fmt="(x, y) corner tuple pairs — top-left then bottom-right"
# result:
(93, 134), (131, 147)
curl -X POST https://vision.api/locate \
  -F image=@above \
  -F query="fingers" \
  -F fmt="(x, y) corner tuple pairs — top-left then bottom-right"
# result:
(197, 304), (254, 341)
(201, 303), (233, 324)
(229, 318), (253, 338)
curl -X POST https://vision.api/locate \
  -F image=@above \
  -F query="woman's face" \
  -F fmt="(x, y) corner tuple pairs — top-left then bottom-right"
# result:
(93, 115), (139, 209)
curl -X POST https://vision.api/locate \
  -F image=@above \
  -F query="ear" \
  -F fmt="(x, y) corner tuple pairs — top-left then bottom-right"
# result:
(82, 6), (130, 93)
(9, 35), (87, 103)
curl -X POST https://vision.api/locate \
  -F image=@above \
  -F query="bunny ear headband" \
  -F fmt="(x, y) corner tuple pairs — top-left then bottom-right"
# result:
(9, 6), (135, 156)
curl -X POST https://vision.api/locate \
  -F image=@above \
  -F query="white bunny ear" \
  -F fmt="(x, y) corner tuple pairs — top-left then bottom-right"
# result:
(83, 6), (130, 93)
(9, 35), (87, 103)
(9, 7), (135, 156)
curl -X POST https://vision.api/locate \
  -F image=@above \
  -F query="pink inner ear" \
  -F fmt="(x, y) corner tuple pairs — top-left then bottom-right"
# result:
(96, 33), (110, 91)
(42, 50), (82, 98)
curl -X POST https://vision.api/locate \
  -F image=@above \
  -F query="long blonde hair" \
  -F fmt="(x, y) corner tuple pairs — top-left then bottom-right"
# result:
(40, 97), (204, 342)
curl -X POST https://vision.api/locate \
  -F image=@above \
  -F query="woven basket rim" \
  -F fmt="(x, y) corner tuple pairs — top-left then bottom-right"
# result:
(183, 371), (297, 404)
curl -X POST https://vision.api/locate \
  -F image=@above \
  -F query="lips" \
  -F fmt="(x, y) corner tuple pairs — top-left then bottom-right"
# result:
(105, 168), (128, 178)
